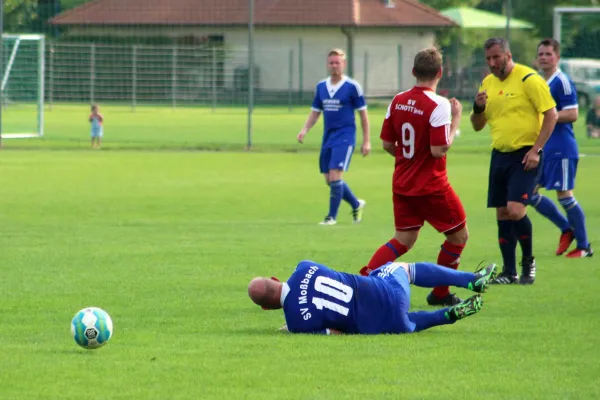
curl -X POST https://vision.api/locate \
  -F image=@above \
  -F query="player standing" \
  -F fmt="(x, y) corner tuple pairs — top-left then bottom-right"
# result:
(359, 48), (467, 307)
(532, 38), (592, 258)
(297, 49), (370, 225)
(471, 38), (558, 285)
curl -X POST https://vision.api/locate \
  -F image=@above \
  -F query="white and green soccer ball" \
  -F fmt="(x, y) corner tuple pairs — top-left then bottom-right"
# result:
(71, 307), (113, 349)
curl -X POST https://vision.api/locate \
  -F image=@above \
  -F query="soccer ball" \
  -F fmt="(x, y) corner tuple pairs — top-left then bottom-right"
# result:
(71, 307), (113, 349)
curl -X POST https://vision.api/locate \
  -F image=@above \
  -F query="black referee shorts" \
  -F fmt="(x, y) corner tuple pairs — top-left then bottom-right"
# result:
(487, 146), (541, 208)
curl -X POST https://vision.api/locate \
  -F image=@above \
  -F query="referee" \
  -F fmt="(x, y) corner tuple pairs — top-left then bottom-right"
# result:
(471, 38), (558, 285)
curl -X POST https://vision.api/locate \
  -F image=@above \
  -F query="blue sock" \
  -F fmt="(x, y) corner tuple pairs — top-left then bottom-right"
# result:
(531, 193), (571, 233)
(513, 215), (533, 258)
(328, 180), (344, 219)
(341, 181), (360, 209)
(411, 262), (474, 289)
(559, 197), (589, 249)
(498, 220), (517, 276)
(408, 309), (453, 332)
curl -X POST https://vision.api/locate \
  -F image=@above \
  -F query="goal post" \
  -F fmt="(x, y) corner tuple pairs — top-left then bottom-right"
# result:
(553, 7), (600, 43)
(1, 33), (45, 139)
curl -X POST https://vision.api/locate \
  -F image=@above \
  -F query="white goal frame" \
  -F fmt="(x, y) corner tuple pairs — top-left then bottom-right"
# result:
(553, 7), (600, 43)
(1, 33), (45, 139)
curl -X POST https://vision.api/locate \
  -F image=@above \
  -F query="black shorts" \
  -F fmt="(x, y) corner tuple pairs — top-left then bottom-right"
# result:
(487, 146), (541, 208)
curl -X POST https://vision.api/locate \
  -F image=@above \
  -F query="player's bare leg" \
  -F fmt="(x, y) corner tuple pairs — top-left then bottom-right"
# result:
(557, 189), (593, 258)
(427, 225), (468, 307)
(394, 230), (419, 251)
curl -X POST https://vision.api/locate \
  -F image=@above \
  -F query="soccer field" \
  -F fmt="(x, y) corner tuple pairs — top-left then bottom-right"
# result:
(1, 106), (599, 399)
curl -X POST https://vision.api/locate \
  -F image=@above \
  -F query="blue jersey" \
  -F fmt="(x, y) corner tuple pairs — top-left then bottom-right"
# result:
(282, 261), (408, 334)
(544, 70), (579, 159)
(311, 76), (367, 149)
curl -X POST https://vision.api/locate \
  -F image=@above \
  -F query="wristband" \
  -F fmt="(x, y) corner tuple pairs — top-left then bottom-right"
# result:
(473, 102), (485, 114)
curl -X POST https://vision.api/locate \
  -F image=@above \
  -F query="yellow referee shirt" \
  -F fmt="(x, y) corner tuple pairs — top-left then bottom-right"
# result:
(478, 63), (556, 152)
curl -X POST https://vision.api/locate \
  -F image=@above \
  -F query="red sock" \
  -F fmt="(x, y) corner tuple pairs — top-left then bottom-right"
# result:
(432, 240), (466, 298)
(360, 239), (408, 275)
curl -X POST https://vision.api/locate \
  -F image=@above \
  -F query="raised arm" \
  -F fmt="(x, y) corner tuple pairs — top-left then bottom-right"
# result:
(470, 90), (488, 131)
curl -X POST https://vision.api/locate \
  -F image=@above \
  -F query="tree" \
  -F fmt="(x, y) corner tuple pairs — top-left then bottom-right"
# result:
(421, 0), (481, 10)
(3, 0), (38, 32)
(60, 0), (89, 11)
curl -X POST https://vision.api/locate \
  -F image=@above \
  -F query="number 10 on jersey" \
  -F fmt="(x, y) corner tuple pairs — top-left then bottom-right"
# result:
(311, 276), (354, 316)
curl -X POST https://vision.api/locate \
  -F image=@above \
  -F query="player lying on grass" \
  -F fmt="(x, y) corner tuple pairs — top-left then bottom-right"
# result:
(248, 260), (497, 335)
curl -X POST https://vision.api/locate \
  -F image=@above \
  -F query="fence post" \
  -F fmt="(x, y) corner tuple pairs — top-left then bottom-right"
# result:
(90, 43), (96, 104)
(397, 45), (402, 92)
(363, 50), (368, 98)
(172, 46), (177, 109)
(49, 44), (54, 111)
(247, 0), (255, 150)
(288, 49), (293, 112)
(132, 45), (137, 111)
(298, 38), (303, 103)
(212, 46), (217, 112)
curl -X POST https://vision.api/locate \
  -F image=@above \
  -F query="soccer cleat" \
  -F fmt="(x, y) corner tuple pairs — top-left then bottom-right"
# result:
(426, 291), (462, 307)
(351, 199), (366, 224)
(518, 256), (536, 285)
(556, 230), (575, 255)
(445, 294), (483, 321)
(468, 263), (498, 293)
(319, 216), (337, 226)
(490, 268), (519, 284)
(565, 246), (594, 258)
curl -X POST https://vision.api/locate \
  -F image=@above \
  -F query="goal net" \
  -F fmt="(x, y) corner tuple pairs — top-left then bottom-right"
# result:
(553, 7), (600, 109)
(1, 34), (45, 139)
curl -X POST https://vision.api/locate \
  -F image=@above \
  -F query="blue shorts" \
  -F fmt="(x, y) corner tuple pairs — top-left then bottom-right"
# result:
(369, 263), (414, 333)
(537, 158), (578, 191)
(319, 145), (354, 174)
(91, 130), (103, 138)
(487, 147), (541, 207)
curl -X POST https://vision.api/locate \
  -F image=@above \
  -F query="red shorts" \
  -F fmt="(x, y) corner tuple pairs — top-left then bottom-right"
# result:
(393, 187), (466, 233)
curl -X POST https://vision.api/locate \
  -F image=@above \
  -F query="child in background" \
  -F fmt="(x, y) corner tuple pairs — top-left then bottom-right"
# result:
(586, 96), (600, 139)
(89, 104), (104, 148)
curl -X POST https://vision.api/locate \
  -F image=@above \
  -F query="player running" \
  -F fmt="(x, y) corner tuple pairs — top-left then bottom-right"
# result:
(359, 47), (467, 307)
(531, 38), (592, 258)
(248, 260), (497, 335)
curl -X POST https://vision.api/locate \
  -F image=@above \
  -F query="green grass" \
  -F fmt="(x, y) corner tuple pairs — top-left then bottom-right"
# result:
(1, 105), (599, 399)
(4, 103), (600, 154)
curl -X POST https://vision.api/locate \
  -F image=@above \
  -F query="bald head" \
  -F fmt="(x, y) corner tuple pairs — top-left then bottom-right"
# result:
(248, 277), (283, 310)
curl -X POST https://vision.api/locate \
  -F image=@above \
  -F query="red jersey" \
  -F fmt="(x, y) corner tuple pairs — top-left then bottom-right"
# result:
(380, 86), (452, 196)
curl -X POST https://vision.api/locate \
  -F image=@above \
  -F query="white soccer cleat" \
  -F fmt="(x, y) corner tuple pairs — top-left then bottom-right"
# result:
(352, 199), (366, 224)
(319, 216), (337, 226)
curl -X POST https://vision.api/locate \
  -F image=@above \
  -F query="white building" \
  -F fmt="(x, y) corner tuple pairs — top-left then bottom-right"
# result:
(51, 0), (455, 98)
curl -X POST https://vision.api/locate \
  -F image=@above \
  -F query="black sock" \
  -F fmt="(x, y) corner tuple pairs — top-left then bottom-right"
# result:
(498, 220), (517, 276)
(513, 215), (533, 258)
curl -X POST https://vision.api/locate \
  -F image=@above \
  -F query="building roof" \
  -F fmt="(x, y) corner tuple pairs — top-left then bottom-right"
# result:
(50, 0), (456, 28)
